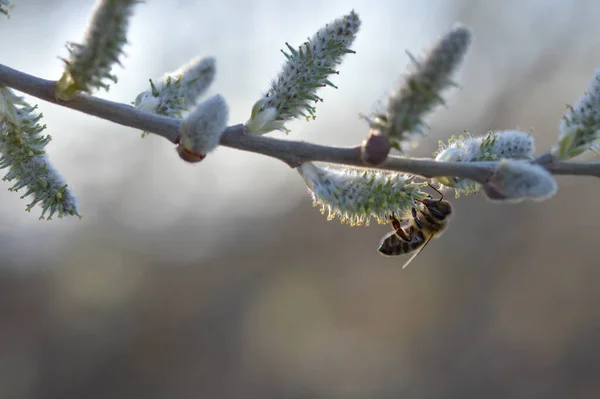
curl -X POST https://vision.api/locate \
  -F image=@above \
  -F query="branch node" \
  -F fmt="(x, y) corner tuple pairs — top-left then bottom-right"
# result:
(361, 131), (391, 165)
(534, 152), (555, 166)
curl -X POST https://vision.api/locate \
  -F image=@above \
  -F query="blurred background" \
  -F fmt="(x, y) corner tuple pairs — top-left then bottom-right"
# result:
(1, 0), (600, 397)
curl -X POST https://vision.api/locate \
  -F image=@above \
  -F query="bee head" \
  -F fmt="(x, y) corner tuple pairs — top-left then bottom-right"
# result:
(418, 198), (453, 220)
(433, 199), (453, 217)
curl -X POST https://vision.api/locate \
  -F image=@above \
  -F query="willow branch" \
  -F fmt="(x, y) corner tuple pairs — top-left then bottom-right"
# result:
(1, 63), (598, 185)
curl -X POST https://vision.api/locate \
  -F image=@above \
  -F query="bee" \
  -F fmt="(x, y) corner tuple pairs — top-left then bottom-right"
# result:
(377, 184), (453, 269)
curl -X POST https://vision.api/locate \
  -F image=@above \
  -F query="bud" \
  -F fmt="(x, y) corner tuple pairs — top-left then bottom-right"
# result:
(360, 130), (391, 165)
(178, 94), (228, 162)
(483, 159), (557, 203)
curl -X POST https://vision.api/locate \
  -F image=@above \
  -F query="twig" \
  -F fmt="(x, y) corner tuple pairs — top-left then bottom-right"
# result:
(544, 160), (600, 178)
(0, 64), (181, 142)
(1, 63), (598, 185)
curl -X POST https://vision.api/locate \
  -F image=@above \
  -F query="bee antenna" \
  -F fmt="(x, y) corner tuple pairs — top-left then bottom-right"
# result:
(428, 183), (444, 201)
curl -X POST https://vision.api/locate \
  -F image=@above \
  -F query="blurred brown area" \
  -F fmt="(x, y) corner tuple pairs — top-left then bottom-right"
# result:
(2, 0), (600, 398)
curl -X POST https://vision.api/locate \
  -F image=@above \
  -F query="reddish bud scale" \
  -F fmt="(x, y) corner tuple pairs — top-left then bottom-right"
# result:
(482, 178), (508, 201)
(361, 132), (391, 165)
(176, 143), (206, 163)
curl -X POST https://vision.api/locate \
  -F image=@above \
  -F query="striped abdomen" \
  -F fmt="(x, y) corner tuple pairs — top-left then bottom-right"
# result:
(378, 229), (425, 256)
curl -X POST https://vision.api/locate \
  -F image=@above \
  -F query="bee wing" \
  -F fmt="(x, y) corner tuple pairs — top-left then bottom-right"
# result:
(401, 234), (434, 269)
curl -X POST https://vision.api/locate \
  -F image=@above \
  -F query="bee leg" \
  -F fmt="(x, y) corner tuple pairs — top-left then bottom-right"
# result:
(411, 207), (422, 229)
(406, 225), (415, 241)
(390, 212), (400, 229)
(390, 213), (410, 241)
(395, 226), (410, 241)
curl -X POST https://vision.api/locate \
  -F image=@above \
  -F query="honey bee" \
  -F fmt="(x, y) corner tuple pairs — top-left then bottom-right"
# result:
(378, 184), (453, 269)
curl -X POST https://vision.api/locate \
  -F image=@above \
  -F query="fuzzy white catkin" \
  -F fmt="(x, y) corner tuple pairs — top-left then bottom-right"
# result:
(297, 162), (426, 226)
(368, 25), (472, 151)
(0, 85), (21, 125)
(0, 0), (12, 16)
(179, 94), (229, 156)
(134, 56), (216, 119)
(434, 130), (535, 194)
(555, 69), (600, 159)
(168, 56), (216, 107)
(0, 88), (80, 219)
(157, 56), (216, 111)
(486, 160), (557, 203)
(437, 130), (535, 163)
(246, 10), (360, 134)
(56, 0), (138, 99)
(465, 130), (534, 161)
